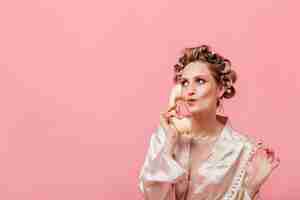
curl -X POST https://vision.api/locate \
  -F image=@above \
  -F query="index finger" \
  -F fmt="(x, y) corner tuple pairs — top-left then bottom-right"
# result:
(159, 112), (170, 131)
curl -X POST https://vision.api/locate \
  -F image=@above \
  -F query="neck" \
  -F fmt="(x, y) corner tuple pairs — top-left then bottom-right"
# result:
(190, 110), (224, 138)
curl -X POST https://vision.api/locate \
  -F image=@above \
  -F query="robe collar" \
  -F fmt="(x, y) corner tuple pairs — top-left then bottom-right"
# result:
(204, 114), (245, 165)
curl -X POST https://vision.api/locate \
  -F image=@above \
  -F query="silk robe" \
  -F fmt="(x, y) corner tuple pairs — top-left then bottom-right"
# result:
(138, 116), (264, 200)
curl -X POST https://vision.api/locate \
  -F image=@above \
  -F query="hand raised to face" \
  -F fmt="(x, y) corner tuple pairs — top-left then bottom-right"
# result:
(166, 85), (192, 134)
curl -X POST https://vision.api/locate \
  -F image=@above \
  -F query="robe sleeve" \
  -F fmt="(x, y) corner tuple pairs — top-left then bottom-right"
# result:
(138, 124), (188, 200)
(235, 186), (262, 200)
(238, 137), (274, 200)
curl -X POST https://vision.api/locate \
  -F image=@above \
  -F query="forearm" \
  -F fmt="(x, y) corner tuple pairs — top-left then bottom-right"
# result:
(240, 177), (261, 200)
(139, 152), (182, 200)
(138, 127), (186, 200)
(246, 187), (260, 200)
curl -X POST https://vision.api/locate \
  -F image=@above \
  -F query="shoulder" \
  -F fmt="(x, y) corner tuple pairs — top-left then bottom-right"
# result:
(147, 124), (167, 147)
(229, 127), (260, 153)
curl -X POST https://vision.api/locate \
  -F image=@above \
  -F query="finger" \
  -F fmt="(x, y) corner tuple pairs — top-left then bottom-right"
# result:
(256, 139), (264, 147)
(159, 112), (170, 129)
(263, 146), (272, 155)
(254, 146), (266, 157)
(175, 96), (185, 103)
(259, 147), (268, 158)
(169, 123), (179, 137)
(248, 152), (256, 162)
(267, 151), (275, 163)
(254, 139), (264, 151)
(169, 122), (178, 132)
(167, 104), (177, 112)
(259, 144), (271, 157)
(267, 147), (274, 153)
(163, 110), (176, 121)
(175, 103), (180, 114)
(265, 148), (275, 162)
(165, 112), (176, 119)
(271, 157), (280, 170)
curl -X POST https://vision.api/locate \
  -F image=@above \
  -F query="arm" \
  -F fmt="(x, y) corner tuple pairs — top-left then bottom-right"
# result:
(138, 125), (187, 200)
(242, 140), (280, 200)
(235, 185), (261, 200)
(245, 188), (261, 200)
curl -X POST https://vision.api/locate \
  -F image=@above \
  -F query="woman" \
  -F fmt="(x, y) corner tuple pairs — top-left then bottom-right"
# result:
(138, 45), (280, 200)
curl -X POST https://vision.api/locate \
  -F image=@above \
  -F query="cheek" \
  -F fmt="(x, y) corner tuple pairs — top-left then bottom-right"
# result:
(195, 87), (207, 96)
(195, 86), (218, 108)
(195, 85), (214, 98)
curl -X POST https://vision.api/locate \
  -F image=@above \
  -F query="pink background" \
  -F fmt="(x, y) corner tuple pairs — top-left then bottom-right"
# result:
(0, 0), (298, 199)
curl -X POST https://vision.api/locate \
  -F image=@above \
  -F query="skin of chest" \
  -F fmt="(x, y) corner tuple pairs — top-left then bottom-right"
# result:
(174, 142), (218, 199)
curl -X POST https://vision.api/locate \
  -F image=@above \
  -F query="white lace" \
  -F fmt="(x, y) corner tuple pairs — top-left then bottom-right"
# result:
(223, 135), (258, 200)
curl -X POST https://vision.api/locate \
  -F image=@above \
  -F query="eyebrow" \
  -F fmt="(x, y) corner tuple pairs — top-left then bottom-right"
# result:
(181, 74), (210, 80)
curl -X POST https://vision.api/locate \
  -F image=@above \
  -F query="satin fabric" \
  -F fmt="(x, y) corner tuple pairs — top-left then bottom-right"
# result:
(138, 115), (263, 200)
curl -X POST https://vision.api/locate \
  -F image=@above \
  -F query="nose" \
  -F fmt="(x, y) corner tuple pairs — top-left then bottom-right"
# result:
(187, 91), (195, 96)
(185, 82), (197, 98)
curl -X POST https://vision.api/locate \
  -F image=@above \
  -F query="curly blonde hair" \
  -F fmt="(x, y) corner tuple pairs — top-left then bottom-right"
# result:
(173, 44), (237, 107)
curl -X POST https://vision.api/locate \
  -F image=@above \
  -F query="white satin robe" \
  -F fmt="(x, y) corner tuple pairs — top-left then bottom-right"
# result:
(138, 116), (263, 200)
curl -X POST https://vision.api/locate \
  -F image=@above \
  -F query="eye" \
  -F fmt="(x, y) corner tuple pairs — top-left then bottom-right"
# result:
(180, 79), (206, 87)
(180, 80), (189, 87)
(196, 78), (206, 84)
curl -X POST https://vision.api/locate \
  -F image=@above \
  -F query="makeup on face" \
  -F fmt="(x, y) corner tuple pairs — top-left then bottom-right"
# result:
(178, 61), (219, 113)
(181, 78), (207, 103)
(181, 73), (209, 87)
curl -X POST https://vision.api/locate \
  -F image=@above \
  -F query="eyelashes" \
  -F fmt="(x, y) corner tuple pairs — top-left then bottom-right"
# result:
(196, 78), (206, 84)
(181, 78), (206, 87)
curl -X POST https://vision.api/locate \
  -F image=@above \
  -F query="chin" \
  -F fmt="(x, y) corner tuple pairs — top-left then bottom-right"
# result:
(187, 104), (210, 115)
(187, 105), (201, 113)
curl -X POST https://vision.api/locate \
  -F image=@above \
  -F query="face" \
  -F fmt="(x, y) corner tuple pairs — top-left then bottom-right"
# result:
(179, 61), (222, 114)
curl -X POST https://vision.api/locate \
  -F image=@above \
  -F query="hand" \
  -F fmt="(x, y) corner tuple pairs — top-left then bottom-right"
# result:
(160, 104), (191, 156)
(159, 108), (180, 157)
(245, 140), (280, 197)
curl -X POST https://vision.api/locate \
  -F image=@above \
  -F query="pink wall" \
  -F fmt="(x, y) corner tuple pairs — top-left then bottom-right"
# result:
(0, 0), (298, 199)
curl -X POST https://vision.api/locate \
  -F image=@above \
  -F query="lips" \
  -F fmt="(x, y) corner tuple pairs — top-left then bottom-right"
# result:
(186, 98), (198, 106)
(187, 98), (198, 102)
